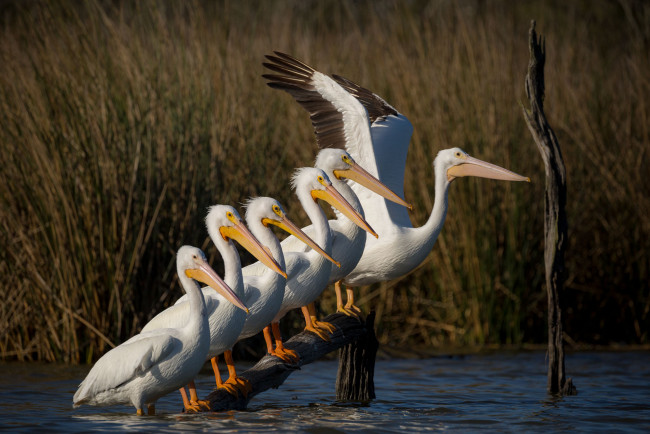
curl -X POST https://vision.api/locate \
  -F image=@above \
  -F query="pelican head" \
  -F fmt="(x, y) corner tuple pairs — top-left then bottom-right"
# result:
(245, 197), (341, 268)
(315, 148), (412, 209)
(291, 167), (378, 238)
(437, 147), (530, 183)
(176, 245), (248, 312)
(206, 205), (287, 279)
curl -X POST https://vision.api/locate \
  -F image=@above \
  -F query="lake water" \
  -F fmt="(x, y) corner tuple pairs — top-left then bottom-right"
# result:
(1, 351), (649, 432)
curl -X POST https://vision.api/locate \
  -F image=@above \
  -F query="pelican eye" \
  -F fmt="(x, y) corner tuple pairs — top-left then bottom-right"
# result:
(455, 151), (462, 158)
(272, 205), (282, 215)
(341, 155), (350, 163)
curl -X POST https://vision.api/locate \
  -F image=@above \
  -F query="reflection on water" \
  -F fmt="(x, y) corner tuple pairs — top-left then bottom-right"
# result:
(1, 352), (649, 432)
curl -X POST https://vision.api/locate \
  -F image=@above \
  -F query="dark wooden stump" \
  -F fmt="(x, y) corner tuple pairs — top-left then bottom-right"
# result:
(204, 312), (369, 411)
(335, 311), (378, 401)
(522, 20), (576, 396)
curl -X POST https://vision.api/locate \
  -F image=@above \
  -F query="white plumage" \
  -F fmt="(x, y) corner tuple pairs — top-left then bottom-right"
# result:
(144, 205), (283, 401)
(280, 148), (410, 284)
(237, 197), (337, 344)
(278, 148), (411, 314)
(261, 167), (375, 350)
(272, 168), (365, 320)
(73, 246), (238, 415)
(264, 52), (529, 289)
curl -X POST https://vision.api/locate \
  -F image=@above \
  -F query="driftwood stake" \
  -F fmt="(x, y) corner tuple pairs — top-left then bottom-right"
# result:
(203, 312), (368, 411)
(521, 20), (576, 396)
(335, 311), (378, 401)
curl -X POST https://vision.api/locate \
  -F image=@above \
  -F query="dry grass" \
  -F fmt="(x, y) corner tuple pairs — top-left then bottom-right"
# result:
(0, 0), (648, 362)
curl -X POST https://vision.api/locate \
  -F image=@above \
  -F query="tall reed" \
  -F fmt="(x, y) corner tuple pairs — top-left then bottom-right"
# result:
(0, 0), (648, 362)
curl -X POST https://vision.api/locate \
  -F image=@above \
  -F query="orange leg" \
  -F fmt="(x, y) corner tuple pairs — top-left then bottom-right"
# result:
(211, 355), (238, 396)
(223, 350), (252, 398)
(263, 325), (275, 354)
(188, 380), (211, 411)
(271, 322), (299, 363)
(307, 302), (337, 334)
(345, 287), (363, 317)
(211, 356), (222, 387)
(179, 386), (201, 413)
(335, 281), (345, 313)
(265, 324), (298, 363)
(336, 281), (362, 319)
(302, 305), (331, 341)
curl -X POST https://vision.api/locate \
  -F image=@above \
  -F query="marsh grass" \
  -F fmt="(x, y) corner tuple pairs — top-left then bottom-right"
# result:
(0, 0), (648, 362)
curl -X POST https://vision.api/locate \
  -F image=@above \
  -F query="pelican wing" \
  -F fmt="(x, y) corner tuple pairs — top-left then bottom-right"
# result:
(332, 74), (413, 195)
(331, 74), (399, 124)
(263, 52), (378, 176)
(332, 74), (414, 227)
(141, 300), (191, 331)
(264, 52), (414, 228)
(73, 332), (177, 405)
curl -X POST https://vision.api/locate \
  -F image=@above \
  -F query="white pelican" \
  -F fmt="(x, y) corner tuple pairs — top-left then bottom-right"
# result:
(266, 167), (377, 360)
(263, 52), (529, 304)
(236, 196), (338, 365)
(280, 148), (412, 318)
(142, 206), (284, 407)
(73, 245), (244, 416)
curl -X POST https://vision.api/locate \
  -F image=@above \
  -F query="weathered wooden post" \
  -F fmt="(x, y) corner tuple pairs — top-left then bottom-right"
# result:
(335, 311), (378, 401)
(521, 20), (576, 395)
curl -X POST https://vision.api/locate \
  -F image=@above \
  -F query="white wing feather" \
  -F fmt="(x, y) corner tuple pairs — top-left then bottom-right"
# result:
(73, 332), (177, 405)
(352, 114), (414, 228)
(264, 53), (414, 228)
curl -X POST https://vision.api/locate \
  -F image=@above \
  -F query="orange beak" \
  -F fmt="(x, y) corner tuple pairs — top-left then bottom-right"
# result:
(447, 156), (530, 183)
(220, 219), (288, 279)
(334, 162), (412, 210)
(263, 214), (341, 268)
(185, 261), (248, 313)
(312, 184), (379, 239)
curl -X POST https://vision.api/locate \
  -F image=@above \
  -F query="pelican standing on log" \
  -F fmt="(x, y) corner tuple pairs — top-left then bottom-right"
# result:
(266, 167), (376, 361)
(234, 197), (338, 367)
(73, 246), (244, 415)
(263, 52), (529, 312)
(279, 148), (411, 318)
(141, 206), (283, 408)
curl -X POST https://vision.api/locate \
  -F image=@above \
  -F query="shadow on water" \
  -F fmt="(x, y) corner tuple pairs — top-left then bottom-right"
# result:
(1, 351), (649, 432)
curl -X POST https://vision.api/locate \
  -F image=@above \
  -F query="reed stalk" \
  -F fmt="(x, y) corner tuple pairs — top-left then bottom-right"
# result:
(1, 0), (647, 362)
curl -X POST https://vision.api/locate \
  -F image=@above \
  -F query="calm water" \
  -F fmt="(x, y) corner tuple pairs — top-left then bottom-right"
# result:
(1, 351), (649, 432)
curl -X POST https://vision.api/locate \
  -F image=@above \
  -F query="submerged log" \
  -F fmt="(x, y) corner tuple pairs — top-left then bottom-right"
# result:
(336, 311), (378, 401)
(522, 20), (576, 396)
(204, 312), (370, 411)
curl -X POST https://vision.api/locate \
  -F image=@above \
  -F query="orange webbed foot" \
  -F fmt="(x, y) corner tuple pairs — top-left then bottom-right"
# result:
(229, 376), (252, 398)
(304, 324), (331, 341)
(312, 318), (337, 334)
(271, 346), (300, 364)
(342, 300), (363, 320)
(216, 381), (240, 397)
(191, 399), (211, 411)
(184, 401), (203, 413)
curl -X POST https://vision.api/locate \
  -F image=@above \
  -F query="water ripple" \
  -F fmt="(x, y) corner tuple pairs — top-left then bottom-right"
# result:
(1, 352), (649, 432)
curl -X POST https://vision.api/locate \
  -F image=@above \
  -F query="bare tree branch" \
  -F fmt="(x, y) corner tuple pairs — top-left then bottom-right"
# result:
(522, 20), (576, 396)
